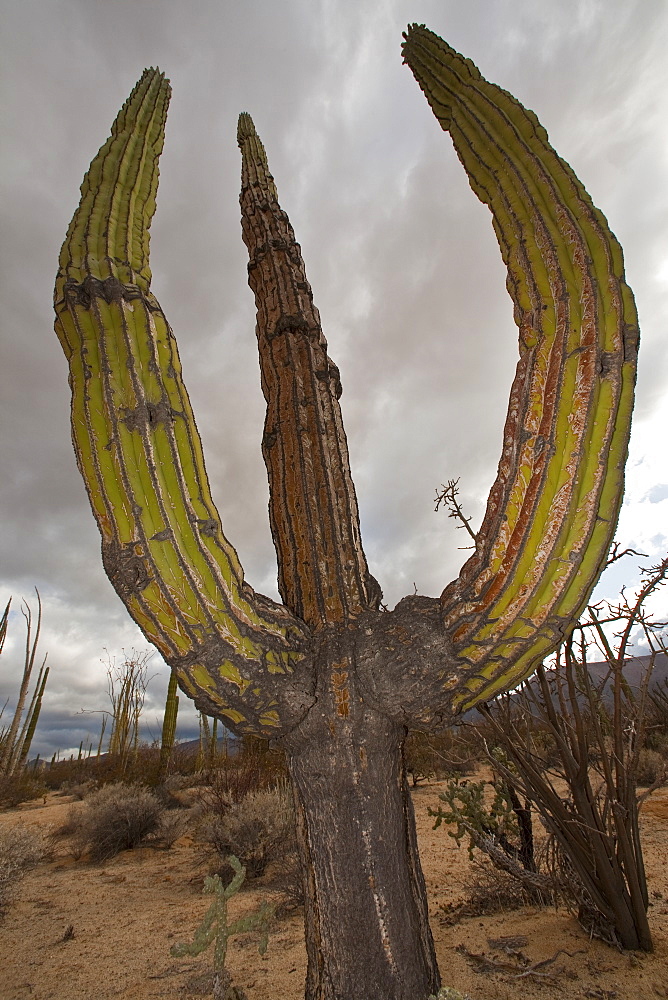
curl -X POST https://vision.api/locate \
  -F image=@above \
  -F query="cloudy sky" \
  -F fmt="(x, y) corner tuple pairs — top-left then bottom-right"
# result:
(1, 0), (667, 759)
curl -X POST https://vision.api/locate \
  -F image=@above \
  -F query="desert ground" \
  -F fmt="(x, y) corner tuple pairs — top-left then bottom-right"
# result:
(1, 778), (667, 1000)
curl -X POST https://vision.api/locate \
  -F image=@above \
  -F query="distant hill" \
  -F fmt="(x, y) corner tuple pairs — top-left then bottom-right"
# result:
(587, 652), (668, 693)
(462, 651), (668, 720)
(28, 733), (240, 771)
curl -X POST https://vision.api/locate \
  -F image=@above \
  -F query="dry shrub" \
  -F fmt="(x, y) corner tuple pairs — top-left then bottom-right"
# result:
(160, 773), (196, 793)
(438, 856), (548, 926)
(156, 809), (190, 848)
(0, 823), (45, 912)
(405, 728), (479, 786)
(55, 801), (84, 837)
(70, 782), (164, 861)
(198, 782), (296, 881)
(153, 776), (195, 811)
(0, 773), (47, 807)
(636, 748), (668, 787)
(60, 779), (96, 800)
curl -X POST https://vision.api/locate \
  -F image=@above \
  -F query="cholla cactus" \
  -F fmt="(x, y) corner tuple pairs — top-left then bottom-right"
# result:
(54, 26), (639, 1000)
(171, 855), (273, 1000)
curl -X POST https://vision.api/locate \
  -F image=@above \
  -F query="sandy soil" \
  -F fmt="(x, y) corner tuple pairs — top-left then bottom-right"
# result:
(1, 778), (667, 1000)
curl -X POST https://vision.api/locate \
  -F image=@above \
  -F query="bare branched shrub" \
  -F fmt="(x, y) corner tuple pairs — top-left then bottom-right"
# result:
(635, 748), (668, 787)
(475, 554), (668, 952)
(269, 846), (304, 914)
(78, 649), (155, 781)
(0, 823), (45, 912)
(404, 728), (479, 786)
(198, 783), (296, 881)
(646, 677), (668, 756)
(438, 858), (543, 926)
(70, 782), (164, 861)
(236, 735), (289, 786)
(156, 809), (190, 848)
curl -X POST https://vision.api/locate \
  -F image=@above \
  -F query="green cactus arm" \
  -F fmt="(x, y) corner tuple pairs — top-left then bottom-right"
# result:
(402, 26), (638, 709)
(54, 70), (314, 736)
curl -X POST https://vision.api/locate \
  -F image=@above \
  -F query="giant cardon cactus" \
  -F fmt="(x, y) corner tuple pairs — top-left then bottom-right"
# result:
(54, 25), (638, 1000)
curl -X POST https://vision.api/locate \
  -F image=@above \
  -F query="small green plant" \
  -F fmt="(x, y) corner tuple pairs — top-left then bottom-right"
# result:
(171, 854), (274, 1000)
(429, 768), (556, 912)
(430, 774), (532, 867)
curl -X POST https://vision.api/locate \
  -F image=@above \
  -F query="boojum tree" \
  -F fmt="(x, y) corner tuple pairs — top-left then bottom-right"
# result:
(54, 25), (638, 1000)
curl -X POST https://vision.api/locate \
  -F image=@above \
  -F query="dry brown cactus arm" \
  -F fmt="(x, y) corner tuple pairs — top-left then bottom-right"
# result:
(54, 70), (314, 736)
(238, 113), (381, 628)
(403, 26), (639, 710)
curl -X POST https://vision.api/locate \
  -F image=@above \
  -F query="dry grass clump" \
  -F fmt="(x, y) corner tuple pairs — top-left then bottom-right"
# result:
(0, 823), (45, 912)
(0, 773), (47, 808)
(156, 809), (190, 848)
(430, 990), (472, 1000)
(197, 782), (296, 882)
(636, 748), (668, 787)
(70, 782), (164, 861)
(59, 779), (97, 800)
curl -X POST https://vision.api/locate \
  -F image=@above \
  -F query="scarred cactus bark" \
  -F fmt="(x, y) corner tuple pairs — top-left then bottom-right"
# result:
(54, 28), (638, 1000)
(238, 112), (382, 627)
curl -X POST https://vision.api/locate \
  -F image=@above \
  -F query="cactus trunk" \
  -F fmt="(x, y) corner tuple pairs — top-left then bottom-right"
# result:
(285, 639), (439, 1000)
(55, 29), (639, 1000)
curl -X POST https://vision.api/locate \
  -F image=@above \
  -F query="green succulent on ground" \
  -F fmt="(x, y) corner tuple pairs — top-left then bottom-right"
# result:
(170, 855), (274, 1000)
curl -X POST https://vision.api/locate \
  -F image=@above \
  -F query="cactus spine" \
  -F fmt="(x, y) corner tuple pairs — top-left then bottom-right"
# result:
(55, 30), (638, 1000)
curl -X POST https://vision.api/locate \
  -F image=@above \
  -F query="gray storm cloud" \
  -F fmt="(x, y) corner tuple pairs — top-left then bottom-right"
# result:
(1, 0), (666, 757)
